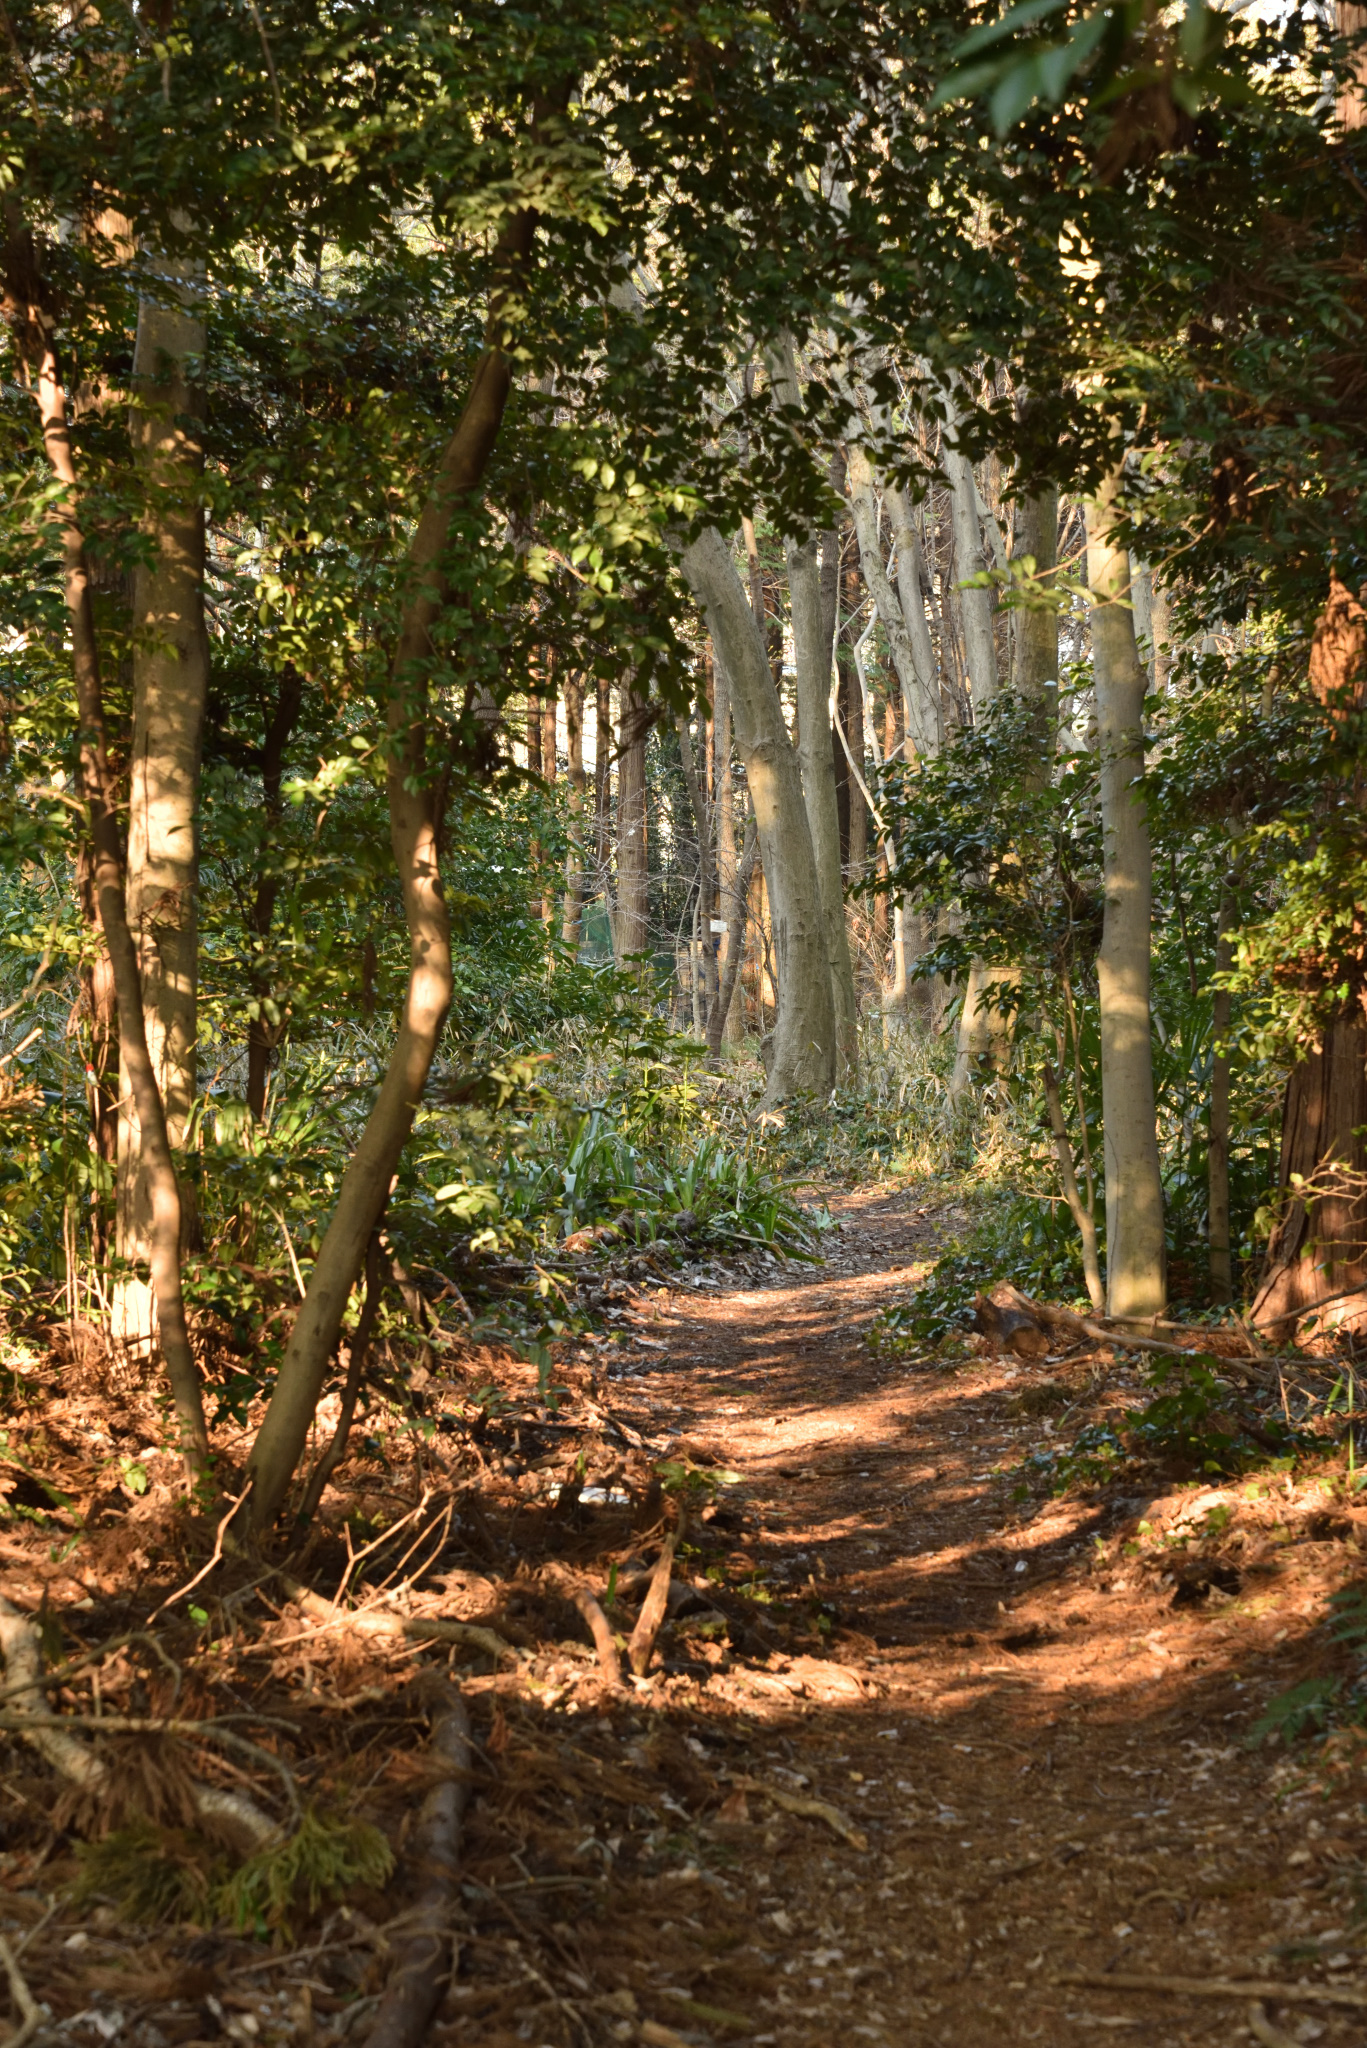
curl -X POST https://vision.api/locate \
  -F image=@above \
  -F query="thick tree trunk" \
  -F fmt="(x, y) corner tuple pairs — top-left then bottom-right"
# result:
(1255, 1012), (1367, 1340)
(115, 276), (209, 1348)
(681, 526), (836, 1102)
(246, 210), (536, 1538)
(28, 328), (208, 1472)
(560, 672), (586, 951)
(1086, 473), (1167, 1321)
(614, 684), (648, 967)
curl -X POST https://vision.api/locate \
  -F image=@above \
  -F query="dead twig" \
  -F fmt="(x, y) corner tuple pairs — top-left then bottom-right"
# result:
(360, 1676), (471, 2048)
(275, 1573), (512, 1662)
(150, 1486), (250, 1623)
(0, 1931), (40, 2048)
(0, 1712), (301, 1823)
(1052, 1969), (1367, 2010)
(728, 1775), (868, 1851)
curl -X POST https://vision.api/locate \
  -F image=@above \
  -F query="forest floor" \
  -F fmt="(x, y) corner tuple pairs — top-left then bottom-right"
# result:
(3, 1179), (1367, 2048)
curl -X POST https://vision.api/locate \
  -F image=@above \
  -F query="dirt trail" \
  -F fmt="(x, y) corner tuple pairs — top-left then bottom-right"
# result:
(3, 1185), (1366, 2048)
(579, 1181), (1367, 2048)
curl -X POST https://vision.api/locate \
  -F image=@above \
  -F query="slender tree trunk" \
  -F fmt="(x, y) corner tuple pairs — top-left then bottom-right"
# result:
(247, 665), (303, 1121)
(1042, 1060), (1106, 1311)
(539, 664), (558, 929)
(1087, 472), (1167, 1321)
(710, 643), (743, 1049)
(246, 206), (538, 1537)
(1015, 485), (1059, 747)
(115, 271), (209, 1346)
(560, 672), (586, 951)
(841, 588), (868, 878)
(1208, 876), (1236, 1304)
(681, 526), (837, 1102)
(593, 675), (612, 915)
(847, 446), (938, 759)
(677, 714), (719, 1027)
(23, 316), (208, 1471)
(615, 683), (648, 968)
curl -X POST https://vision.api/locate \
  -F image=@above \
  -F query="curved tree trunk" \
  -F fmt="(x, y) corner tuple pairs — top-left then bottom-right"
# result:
(681, 526), (837, 1103)
(1086, 472), (1167, 1322)
(115, 270), (209, 1349)
(246, 209), (537, 1538)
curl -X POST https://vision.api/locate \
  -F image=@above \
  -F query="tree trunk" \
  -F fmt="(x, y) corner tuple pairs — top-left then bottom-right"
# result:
(1255, 1012), (1367, 1340)
(614, 683), (648, 968)
(24, 315), (208, 1472)
(1086, 472), (1167, 1321)
(941, 384), (997, 713)
(710, 644), (743, 1048)
(676, 714), (719, 1028)
(847, 446), (938, 759)
(247, 665), (304, 1121)
(560, 672), (586, 951)
(1208, 877), (1235, 1304)
(785, 524), (858, 1076)
(1015, 485), (1059, 748)
(115, 274), (209, 1348)
(246, 208), (537, 1538)
(681, 526), (837, 1102)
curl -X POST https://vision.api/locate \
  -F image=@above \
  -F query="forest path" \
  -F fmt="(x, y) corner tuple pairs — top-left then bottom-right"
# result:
(594, 1179), (1365, 2048)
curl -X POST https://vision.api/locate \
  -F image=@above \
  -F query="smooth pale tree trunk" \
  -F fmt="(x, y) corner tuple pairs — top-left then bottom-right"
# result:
(615, 684), (648, 967)
(561, 672), (586, 951)
(941, 385), (997, 713)
(676, 714), (719, 1028)
(886, 480), (943, 752)
(785, 530), (858, 1075)
(1087, 474), (1167, 1321)
(115, 275), (209, 1348)
(681, 526), (836, 1102)
(27, 320), (208, 1473)
(710, 645), (744, 1049)
(766, 341), (857, 1073)
(846, 448), (938, 760)
(1015, 485), (1060, 741)
(246, 207), (538, 1537)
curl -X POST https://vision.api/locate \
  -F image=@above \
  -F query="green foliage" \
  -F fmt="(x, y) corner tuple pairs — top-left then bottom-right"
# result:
(869, 1190), (1091, 1356)
(73, 1808), (394, 1934)
(220, 1808), (395, 1936)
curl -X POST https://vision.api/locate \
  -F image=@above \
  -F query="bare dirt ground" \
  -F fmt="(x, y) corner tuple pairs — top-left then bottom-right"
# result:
(3, 1180), (1367, 2048)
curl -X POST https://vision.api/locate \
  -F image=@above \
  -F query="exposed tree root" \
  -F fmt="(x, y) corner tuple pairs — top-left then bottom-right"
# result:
(0, 1930), (40, 2048)
(360, 1675), (472, 2048)
(545, 1569), (622, 1686)
(0, 1597), (279, 1855)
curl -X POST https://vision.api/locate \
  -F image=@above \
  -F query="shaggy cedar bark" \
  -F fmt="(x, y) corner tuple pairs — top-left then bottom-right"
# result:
(115, 274), (210, 1347)
(245, 211), (537, 1537)
(681, 527), (836, 1101)
(1087, 474), (1167, 1321)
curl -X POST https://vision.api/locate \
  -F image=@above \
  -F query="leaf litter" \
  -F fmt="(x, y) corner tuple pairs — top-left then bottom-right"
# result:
(1, 1186), (1367, 2045)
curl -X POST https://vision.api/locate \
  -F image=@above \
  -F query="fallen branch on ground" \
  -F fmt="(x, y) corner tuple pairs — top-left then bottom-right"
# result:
(0, 1597), (279, 1854)
(275, 1573), (512, 1662)
(728, 1775), (868, 1851)
(626, 1521), (680, 1678)
(1052, 1969), (1367, 2010)
(361, 1675), (472, 2048)
(0, 1931), (40, 2048)
(546, 1570), (622, 1686)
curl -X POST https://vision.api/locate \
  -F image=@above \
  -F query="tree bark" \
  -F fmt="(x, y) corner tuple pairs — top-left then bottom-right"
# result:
(614, 683), (649, 967)
(847, 447), (939, 760)
(785, 523), (858, 1076)
(1208, 876), (1236, 1303)
(560, 672), (586, 951)
(676, 713), (719, 1028)
(246, 208), (537, 1538)
(681, 526), (837, 1102)
(115, 270), (210, 1347)
(941, 384), (997, 713)
(710, 643), (743, 1048)
(247, 665), (303, 1121)
(1086, 472), (1167, 1321)
(1254, 1011), (1367, 1341)
(26, 323), (208, 1472)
